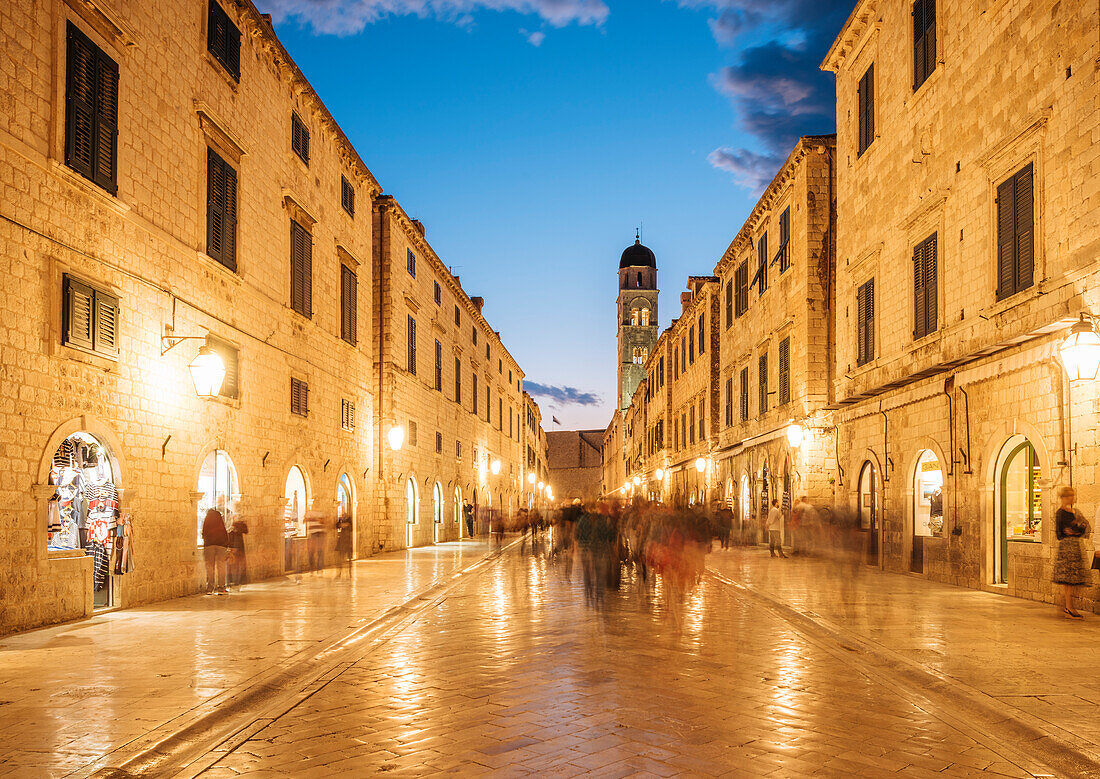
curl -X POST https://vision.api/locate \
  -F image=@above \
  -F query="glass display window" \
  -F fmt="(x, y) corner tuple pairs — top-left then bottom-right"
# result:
(49, 432), (118, 552)
(1001, 439), (1041, 540)
(196, 449), (238, 546)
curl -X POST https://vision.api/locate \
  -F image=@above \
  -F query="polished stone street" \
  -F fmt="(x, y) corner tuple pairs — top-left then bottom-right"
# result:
(3, 538), (1100, 777)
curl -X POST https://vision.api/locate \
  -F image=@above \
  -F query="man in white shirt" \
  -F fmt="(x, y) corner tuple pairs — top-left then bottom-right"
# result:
(766, 499), (787, 558)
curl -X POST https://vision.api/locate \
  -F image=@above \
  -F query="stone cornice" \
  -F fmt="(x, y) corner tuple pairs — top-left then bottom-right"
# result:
(821, 0), (879, 73)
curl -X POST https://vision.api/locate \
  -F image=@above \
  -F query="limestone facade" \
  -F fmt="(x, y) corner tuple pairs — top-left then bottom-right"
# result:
(0, 0), (543, 635)
(822, 0), (1099, 602)
(545, 430), (603, 505)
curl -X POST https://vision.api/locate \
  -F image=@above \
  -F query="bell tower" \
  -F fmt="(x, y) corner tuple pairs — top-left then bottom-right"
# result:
(617, 232), (659, 412)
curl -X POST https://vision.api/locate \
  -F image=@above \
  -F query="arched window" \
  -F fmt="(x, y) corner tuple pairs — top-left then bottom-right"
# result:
(740, 474), (751, 524)
(284, 466), (308, 538)
(406, 479), (419, 525)
(640, 308), (650, 326)
(858, 461), (877, 531)
(913, 450), (944, 538)
(995, 436), (1041, 584)
(454, 486), (463, 534)
(630, 309), (640, 326)
(197, 449), (238, 546)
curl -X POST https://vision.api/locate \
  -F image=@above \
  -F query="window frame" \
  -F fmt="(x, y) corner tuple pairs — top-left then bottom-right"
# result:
(857, 64), (875, 157)
(995, 163), (1035, 301)
(341, 175), (355, 217)
(65, 22), (119, 195)
(206, 147), (238, 272)
(291, 112), (310, 165)
(62, 273), (119, 360)
(406, 315), (417, 375)
(340, 263), (357, 345)
(206, 1), (241, 82)
(857, 278), (875, 366)
(912, 233), (938, 341)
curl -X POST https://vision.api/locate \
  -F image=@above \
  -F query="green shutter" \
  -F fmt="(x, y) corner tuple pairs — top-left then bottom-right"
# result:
(63, 275), (95, 351)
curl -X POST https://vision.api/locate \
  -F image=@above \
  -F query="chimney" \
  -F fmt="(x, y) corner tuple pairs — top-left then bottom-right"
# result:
(680, 291), (692, 311)
(471, 296), (484, 313)
(411, 219), (425, 236)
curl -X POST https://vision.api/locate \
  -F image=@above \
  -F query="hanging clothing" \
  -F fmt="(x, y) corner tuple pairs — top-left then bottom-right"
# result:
(113, 516), (134, 575)
(47, 498), (62, 534)
(52, 438), (78, 472)
(88, 542), (111, 591)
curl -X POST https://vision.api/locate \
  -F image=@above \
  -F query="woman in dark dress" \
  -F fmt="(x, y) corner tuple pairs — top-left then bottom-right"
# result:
(1052, 486), (1089, 619)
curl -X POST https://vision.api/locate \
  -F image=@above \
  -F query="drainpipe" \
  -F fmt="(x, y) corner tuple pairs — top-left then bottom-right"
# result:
(958, 384), (973, 474)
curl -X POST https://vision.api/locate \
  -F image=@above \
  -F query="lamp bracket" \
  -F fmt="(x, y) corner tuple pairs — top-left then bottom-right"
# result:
(161, 333), (207, 356)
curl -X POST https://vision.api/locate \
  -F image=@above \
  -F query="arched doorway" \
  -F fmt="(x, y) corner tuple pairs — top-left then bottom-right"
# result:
(50, 431), (121, 609)
(911, 449), (944, 573)
(759, 462), (770, 528)
(858, 461), (878, 565)
(740, 474), (751, 541)
(337, 473), (356, 560)
(406, 477), (419, 548)
(994, 436), (1042, 584)
(433, 482), (444, 543)
(454, 486), (463, 537)
(283, 465), (309, 572)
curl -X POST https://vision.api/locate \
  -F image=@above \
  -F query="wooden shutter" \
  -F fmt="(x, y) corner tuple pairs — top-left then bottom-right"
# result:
(65, 24), (96, 182)
(698, 314), (705, 354)
(779, 337), (790, 405)
(740, 366), (749, 421)
(924, 234), (938, 335)
(434, 340), (443, 391)
(725, 281), (733, 327)
(407, 315), (416, 375)
(913, 0), (936, 89)
(341, 176), (355, 216)
(454, 357), (461, 403)
(996, 175), (1017, 300)
(340, 264), (357, 344)
(1014, 164), (1034, 293)
(207, 337), (238, 398)
(207, 149), (237, 271)
(291, 114), (309, 164)
(222, 162), (237, 271)
(736, 261), (749, 316)
(913, 242), (926, 339)
(225, 16), (241, 79)
(857, 279), (875, 366)
(778, 207), (791, 270)
(63, 275), (95, 351)
(93, 290), (119, 356)
(755, 232), (768, 294)
(290, 221), (312, 317)
(92, 48), (118, 194)
(758, 353), (768, 415)
(858, 64), (874, 155)
(472, 373), (477, 413)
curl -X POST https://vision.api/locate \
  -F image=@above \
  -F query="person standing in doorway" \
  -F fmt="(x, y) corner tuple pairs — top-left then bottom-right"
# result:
(334, 512), (353, 578)
(767, 499), (787, 559)
(202, 508), (230, 594)
(1053, 486), (1089, 619)
(463, 502), (474, 538)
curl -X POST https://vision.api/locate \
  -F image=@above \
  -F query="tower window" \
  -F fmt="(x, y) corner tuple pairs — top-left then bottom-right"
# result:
(637, 272), (642, 287)
(630, 309), (639, 326)
(640, 308), (650, 326)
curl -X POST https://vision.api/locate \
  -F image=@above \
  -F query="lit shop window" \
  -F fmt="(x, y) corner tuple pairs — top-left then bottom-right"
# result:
(283, 465), (308, 538)
(196, 449), (238, 546)
(913, 450), (944, 538)
(49, 432), (119, 552)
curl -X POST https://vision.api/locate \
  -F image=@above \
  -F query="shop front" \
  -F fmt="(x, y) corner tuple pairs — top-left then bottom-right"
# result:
(47, 431), (132, 610)
(284, 465), (308, 571)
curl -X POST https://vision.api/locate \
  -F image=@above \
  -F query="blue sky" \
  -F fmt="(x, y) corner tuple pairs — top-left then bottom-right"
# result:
(261, 0), (848, 430)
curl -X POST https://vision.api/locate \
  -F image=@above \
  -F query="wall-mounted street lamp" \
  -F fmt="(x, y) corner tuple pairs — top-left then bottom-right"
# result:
(387, 425), (405, 451)
(695, 457), (706, 473)
(528, 472), (536, 485)
(538, 481), (545, 491)
(187, 346), (226, 398)
(1059, 314), (1100, 381)
(546, 486), (554, 501)
(654, 468), (664, 480)
(491, 459), (502, 475)
(632, 475), (641, 486)
(786, 423), (805, 448)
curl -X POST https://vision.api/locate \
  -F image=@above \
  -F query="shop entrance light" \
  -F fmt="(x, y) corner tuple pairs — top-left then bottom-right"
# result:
(786, 423), (805, 448)
(1059, 315), (1100, 381)
(387, 425), (405, 451)
(188, 346), (225, 398)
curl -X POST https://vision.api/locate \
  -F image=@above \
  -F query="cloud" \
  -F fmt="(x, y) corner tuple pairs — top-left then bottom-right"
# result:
(524, 382), (601, 407)
(707, 147), (782, 193)
(676, 0), (849, 188)
(262, 0), (608, 36)
(520, 27), (546, 45)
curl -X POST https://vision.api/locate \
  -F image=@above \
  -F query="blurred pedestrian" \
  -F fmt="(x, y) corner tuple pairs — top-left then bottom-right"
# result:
(1053, 486), (1089, 619)
(226, 518), (249, 590)
(791, 496), (811, 555)
(767, 499), (787, 558)
(463, 502), (474, 537)
(334, 511), (353, 578)
(306, 511), (326, 573)
(201, 508), (229, 594)
(716, 504), (733, 550)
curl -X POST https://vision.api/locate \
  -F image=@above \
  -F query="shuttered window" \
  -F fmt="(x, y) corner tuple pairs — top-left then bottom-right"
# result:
(698, 314), (705, 354)
(290, 220), (313, 318)
(207, 1), (240, 81)
(758, 352), (768, 415)
(62, 274), (119, 359)
(290, 377), (309, 417)
(471, 372), (478, 414)
(485, 384), (491, 422)
(408, 421), (418, 447)
(857, 64), (875, 156)
(777, 207), (791, 272)
(735, 261), (749, 317)
(739, 366), (750, 422)
(434, 340), (443, 391)
(65, 23), (118, 195)
(291, 113), (310, 165)
(206, 336), (239, 399)
(857, 278), (875, 366)
(688, 326), (695, 364)
(454, 305), (461, 326)
(341, 175), (355, 217)
(754, 232), (768, 295)
(436, 432), (443, 453)
(206, 148), (237, 271)
(725, 281), (733, 328)
(913, 233), (938, 340)
(698, 398), (705, 440)
(341, 398), (355, 431)
(689, 406), (696, 444)
(913, 0), (937, 90)
(996, 163), (1035, 301)
(725, 377), (734, 427)
(407, 315), (417, 375)
(340, 264), (357, 345)
(434, 281), (441, 305)
(454, 356), (462, 403)
(407, 249), (416, 277)
(778, 337), (790, 405)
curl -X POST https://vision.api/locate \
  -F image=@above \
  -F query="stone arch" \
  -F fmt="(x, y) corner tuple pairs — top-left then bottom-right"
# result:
(38, 415), (126, 487)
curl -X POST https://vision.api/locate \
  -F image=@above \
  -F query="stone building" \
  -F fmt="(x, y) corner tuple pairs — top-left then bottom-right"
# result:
(0, 0), (543, 635)
(713, 136), (838, 542)
(546, 430), (603, 505)
(601, 409), (625, 499)
(522, 392), (552, 509)
(822, 0), (1099, 602)
(664, 278), (722, 507)
(373, 197), (531, 547)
